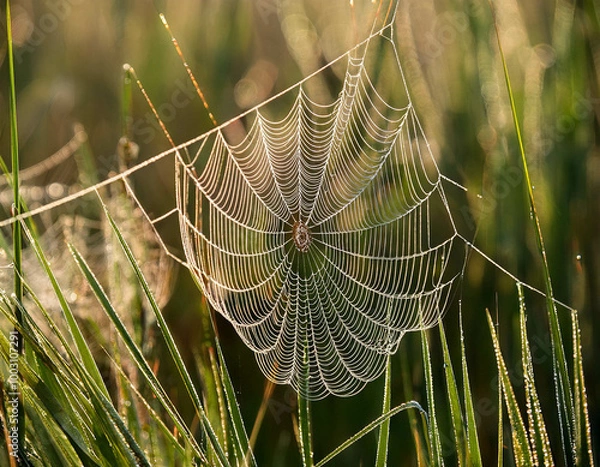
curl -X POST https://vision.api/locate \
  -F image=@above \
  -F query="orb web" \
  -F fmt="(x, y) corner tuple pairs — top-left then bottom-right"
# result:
(0, 6), (577, 403)
(174, 24), (462, 399)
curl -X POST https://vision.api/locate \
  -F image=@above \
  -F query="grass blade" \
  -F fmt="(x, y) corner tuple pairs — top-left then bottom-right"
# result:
(68, 244), (208, 463)
(107, 354), (187, 460)
(77, 362), (151, 467)
(6, 0), (22, 300)
(298, 344), (314, 467)
(571, 310), (595, 466)
(23, 387), (83, 467)
(458, 311), (482, 467)
(214, 338), (257, 467)
(0, 297), (100, 463)
(491, 2), (575, 461)
(100, 199), (230, 466)
(421, 329), (443, 466)
(486, 310), (533, 465)
(498, 373), (504, 467)
(208, 347), (230, 460)
(438, 320), (466, 466)
(315, 401), (425, 467)
(21, 223), (109, 398)
(194, 345), (223, 464)
(0, 302), (148, 466)
(375, 355), (392, 467)
(400, 349), (428, 466)
(518, 285), (553, 466)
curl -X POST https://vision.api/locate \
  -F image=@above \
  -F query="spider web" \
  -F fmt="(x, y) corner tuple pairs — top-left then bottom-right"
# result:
(174, 23), (462, 399)
(0, 12), (576, 400)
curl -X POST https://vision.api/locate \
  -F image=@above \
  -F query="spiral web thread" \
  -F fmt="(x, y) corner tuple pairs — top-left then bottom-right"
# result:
(174, 23), (461, 399)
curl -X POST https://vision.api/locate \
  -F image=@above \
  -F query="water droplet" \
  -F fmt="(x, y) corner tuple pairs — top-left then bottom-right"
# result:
(576, 254), (582, 261)
(476, 194), (483, 199)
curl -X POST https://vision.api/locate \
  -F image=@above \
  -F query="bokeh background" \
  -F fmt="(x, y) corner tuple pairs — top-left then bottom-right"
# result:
(0, 0), (598, 464)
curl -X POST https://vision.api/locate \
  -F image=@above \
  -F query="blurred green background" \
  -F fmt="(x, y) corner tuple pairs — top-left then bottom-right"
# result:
(0, 0), (598, 464)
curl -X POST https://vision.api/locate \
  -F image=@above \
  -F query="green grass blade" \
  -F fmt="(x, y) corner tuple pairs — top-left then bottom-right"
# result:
(1, 299), (97, 463)
(458, 311), (482, 467)
(214, 338), (257, 467)
(491, 3), (575, 461)
(375, 355), (392, 467)
(0, 327), (97, 466)
(208, 348), (230, 459)
(400, 350), (428, 466)
(0, 297), (100, 460)
(114, 354), (143, 446)
(20, 223), (109, 398)
(101, 201), (230, 466)
(420, 329), (443, 466)
(194, 348), (224, 466)
(31, 367), (98, 464)
(194, 301), (224, 462)
(298, 344), (314, 467)
(571, 311), (595, 466)
(79, 366), (151, 467)
(438, 320), (466, 466)
(23, 387), (83, 467)
(0, 305), (146, 466)
(518, 285), (554, 466)
(498, 375), (504, 467)
(486, 310), (533, 466)
(315, 401), (425, 467)
(9, 304), (151, 467)
(108, 354), (188, 460)
(68, 244), (208, 463)
(17, 270), (136, 463)
(6, 0), (21, 295)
